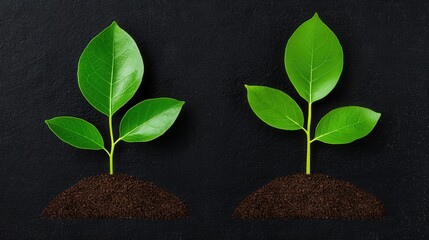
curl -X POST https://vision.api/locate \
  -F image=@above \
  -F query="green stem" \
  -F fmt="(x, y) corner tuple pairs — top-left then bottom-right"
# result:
(306, 102), (312, 175)
(108, 115), (115, 175)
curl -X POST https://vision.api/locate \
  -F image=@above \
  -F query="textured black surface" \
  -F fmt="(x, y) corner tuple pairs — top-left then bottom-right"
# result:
(0, 0), (428, 239)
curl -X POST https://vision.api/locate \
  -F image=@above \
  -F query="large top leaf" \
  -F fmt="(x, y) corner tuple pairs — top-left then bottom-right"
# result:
(45, 116), (104, 150)
(314, 106), (380, 144)
(119, 98), (184, 142)
(78, 22), (144, 116)
(245, 85), (304, 130)
(285, 13), (343, 103)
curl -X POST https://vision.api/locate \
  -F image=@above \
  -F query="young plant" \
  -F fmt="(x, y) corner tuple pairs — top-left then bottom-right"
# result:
(245, 13), (380, 175)
(45, 22), (184, 175)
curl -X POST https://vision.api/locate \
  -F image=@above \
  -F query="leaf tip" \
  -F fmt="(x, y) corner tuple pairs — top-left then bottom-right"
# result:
(312, 12), (321, 21)
(45, 118), (54, 125)
(368, 108), (381, 121)
(110, 21), (119, 28)
(244, 84), (254, 90)
(374, 111), (381, 121)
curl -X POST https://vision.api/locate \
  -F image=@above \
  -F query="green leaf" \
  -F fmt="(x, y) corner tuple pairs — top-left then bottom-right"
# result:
(245, 85), (304, 130)
(314, 106), (380, 144)
(285, 13), (343, 103)
(45, 116), (105, 150)
(78, 21), (144, 116)
(119, 98), (184, 142)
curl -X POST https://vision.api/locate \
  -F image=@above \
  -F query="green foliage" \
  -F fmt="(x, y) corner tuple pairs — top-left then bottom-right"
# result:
(45, 117), (104, 150)
(245, 13), (380, 174)
(314, 106), (380, 144)
(120, 98), (185, 142)
(46, 22), (184, 174)
(245, 85), (304, 130)
(285, 13), (343, 103)
(78, 22), (144, 116)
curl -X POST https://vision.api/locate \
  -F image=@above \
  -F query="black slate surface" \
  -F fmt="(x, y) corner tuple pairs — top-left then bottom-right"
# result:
(0, 0), (428, 239)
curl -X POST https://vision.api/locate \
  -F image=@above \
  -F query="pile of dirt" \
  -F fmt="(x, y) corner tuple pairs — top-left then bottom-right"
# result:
(233, 173), (386, 220)
(42, 174), (189, 219)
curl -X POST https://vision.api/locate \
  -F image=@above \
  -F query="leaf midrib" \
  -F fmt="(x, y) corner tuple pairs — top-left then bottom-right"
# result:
(308, 18), (318, 103)
(109, 27), (115, 117)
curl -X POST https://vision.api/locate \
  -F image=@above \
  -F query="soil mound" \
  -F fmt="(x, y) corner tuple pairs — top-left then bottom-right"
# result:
(233, 173), (385, 220)
(42, 174), (189, 219)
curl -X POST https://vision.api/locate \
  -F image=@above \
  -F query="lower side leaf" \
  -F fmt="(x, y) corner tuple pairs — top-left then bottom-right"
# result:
(245, 85), (304, 130)
(45, 116), (105, 150)
(314, 106), (380, 144)
(119, 98), (185, 142)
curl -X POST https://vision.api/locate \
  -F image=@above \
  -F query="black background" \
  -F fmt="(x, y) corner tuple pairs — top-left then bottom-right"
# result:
(0, 0), (428, 239)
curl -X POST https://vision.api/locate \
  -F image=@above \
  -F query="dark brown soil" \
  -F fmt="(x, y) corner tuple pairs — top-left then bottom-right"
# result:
(233, 173), (386, 220)
(42, 174), (189, 219)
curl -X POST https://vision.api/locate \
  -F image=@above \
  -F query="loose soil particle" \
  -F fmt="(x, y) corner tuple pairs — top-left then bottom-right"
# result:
(42, 174), (189, 219)
(233, 173), (386, 220)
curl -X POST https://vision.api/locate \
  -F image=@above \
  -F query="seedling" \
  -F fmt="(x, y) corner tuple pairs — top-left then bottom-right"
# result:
(245, 13), (380, 174)
(46, 22), (184, 175)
